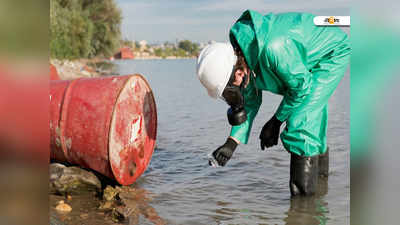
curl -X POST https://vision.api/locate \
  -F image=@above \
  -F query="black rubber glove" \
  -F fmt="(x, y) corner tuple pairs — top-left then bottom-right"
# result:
(211, 138), (238, 166)
(259, 115), (283, 150)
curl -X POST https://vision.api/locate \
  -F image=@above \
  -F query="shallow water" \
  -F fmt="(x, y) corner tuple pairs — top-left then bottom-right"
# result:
(113, 59), (349, 225)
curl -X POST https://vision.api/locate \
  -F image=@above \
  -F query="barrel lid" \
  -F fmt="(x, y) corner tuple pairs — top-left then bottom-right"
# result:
(108, 74), (157, 185)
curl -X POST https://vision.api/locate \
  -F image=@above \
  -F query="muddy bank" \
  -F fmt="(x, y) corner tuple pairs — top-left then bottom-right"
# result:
(49, 163), (167, 225)
(49, 186), (166, 225)
(50, 192), (117, 225)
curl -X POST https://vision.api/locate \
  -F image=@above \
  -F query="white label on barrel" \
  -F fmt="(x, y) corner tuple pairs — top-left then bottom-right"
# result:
(130, 116), (141, 144)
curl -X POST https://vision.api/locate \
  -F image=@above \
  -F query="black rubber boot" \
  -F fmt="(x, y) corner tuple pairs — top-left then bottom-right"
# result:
(290, 153), (319, 196)
(318, 147), (329, 178)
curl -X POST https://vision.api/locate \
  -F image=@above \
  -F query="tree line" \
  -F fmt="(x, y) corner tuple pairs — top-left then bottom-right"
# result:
(154, 40), (200, 58)
(50, 0), (122, 60)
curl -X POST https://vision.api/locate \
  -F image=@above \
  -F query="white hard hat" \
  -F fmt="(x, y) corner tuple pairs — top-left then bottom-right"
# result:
(196, 42), (237, 99)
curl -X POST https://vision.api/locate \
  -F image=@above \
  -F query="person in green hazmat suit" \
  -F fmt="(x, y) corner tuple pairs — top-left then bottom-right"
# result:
(196, 10), (350, 196)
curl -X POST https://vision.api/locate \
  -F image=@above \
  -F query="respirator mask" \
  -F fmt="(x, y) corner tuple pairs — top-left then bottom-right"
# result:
(221, 72), (248, 126)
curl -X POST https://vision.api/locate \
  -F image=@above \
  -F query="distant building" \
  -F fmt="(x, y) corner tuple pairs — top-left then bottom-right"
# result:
(141, 52), (150, 57)
(114, 47), (134, 59)
(139, 40), (148, 51)
(148, 47), (154, 54)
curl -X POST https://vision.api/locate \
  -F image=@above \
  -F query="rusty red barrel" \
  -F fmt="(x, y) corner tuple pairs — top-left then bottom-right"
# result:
(50, 75), (157, 185)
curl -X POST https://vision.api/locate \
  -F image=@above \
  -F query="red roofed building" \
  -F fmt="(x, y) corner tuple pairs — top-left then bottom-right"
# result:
(114, 47), (134, 59)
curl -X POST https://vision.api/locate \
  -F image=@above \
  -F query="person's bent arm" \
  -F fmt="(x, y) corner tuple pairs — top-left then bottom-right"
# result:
(210, 79), (261, 166)
(229, 77), (262, 144)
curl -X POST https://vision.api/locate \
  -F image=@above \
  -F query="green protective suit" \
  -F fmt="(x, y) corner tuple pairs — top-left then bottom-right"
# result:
(229, 10), (351, 157)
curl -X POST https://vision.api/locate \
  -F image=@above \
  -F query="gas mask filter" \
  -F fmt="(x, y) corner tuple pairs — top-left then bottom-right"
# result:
(222, 73), (248, 126)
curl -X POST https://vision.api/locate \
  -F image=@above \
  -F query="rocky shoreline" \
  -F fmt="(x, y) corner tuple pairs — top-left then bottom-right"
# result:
(50, 59), (117, 80)
(50, 57), (195, 80)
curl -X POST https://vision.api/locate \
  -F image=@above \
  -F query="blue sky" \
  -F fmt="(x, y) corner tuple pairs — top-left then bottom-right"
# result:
(116, 0), (350, 43)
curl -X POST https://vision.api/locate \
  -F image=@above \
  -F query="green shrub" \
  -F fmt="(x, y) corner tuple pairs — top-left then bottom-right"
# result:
(50, 0), (121, 59)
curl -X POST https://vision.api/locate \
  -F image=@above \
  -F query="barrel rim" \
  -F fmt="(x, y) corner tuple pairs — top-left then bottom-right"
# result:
(108, 74), (157, 185)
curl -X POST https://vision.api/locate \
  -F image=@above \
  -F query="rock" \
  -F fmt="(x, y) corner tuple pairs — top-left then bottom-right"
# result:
(103, 185), (120, 201)
(55, 201), (72, 213)
(99, 185), (121, 211)
(115, 204), (139, 219)
(98, 201), (113, 210)
(79, 213), (89, 219)
(111, 208), (125, 222)
(49, 163), (101, 195)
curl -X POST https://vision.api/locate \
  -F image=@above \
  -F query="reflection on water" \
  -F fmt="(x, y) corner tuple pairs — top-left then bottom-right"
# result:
(117, 186), (167, 225)
(112, 59), (349, 225)
(284, 178), (329, 225)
